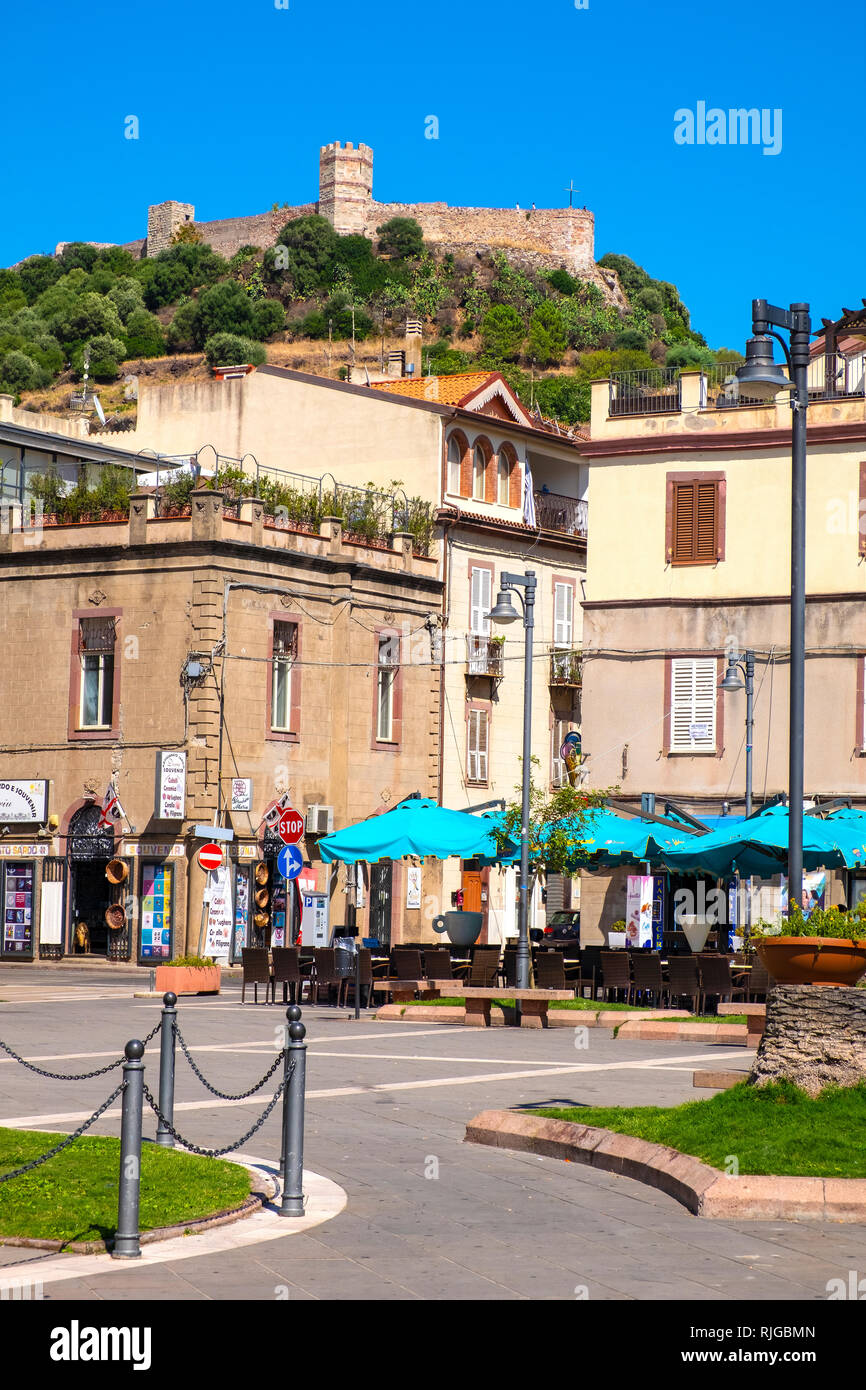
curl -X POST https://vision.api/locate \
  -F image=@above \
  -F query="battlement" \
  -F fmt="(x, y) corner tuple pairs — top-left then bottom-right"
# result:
(318, 141), (374, 235)
(146, 201), (195, 257)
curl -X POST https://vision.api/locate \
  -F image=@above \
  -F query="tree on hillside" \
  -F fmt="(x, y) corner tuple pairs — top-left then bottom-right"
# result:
(375, 217), (424, 261)
(527, 301), (568, 366)
(18, 256), (63, 304)
(264, 214), (339, 298)
(194, 280), (256, 344)
(480, 304), (525, 362)
(123, 308), (166, 359)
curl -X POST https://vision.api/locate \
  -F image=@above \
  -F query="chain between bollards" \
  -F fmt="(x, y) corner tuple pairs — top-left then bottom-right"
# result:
(155, 992), (177, 1148)
(113, 1039), (144, 1259)
(279, 1005), (307, 1218)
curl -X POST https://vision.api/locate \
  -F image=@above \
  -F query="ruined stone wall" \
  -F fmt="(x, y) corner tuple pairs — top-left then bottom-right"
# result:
(367, 201), (595, 275)
(146, 201), (195, 257)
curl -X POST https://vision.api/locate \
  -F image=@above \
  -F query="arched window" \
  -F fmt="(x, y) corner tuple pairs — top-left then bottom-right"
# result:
(472, 444), (486, 501)
(447, 434), (462, 495)
(497, 444), (518, 507)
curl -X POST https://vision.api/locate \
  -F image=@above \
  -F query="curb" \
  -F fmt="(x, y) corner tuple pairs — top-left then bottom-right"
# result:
(464, 1110), (866, 1221)
(374, 1006), (692, 1028)
(615, 1021), (748, 1044)
(0, 1163), (275, 1254)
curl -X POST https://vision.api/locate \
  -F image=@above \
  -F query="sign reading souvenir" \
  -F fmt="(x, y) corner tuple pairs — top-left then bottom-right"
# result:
(140, 863), (173, 961)
(231, 779), (252, 812)
(1, 862), (34, 957)
(156, 752), (186, 820)
(277, 808), (304, 845)
(204, 864), (233, 960)
(277, 844), (304, 880)
(0, 781), (48, 824)
(198, 842), (224, 873)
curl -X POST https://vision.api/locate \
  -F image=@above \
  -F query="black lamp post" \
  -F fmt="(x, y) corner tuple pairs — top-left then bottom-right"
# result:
(489, 570), (537, 991)
(719, 650), (755, 818)
(736, 300), (810, 914)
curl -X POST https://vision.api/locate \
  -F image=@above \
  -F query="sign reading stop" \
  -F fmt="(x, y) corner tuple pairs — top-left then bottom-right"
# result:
(277, 808), (304, 845)
(197, 842), (224, 872)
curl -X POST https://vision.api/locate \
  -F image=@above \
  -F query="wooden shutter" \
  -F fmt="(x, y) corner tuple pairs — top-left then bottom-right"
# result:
(553, 583), (573, 647)
(670, 658), (716, 751)
(467, 708), (489, 783)
(672, 481), (718, 563)
(470, 568), (491, 636)
(695, 482), (718, 560)
(485, 450), (497, 503)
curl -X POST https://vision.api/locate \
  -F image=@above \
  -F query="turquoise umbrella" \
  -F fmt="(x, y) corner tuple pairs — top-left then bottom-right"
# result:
(317, 797), (509, 864)
(657, 804), (866, 878)
(479, 807), (709, 870)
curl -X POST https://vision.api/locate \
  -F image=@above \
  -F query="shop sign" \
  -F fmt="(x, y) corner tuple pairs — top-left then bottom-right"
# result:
(0, 781), (48, 823)
(231, 779), (252, 812)
(204, 864), (233, 960)
(122, 842), (186, 858)
(155, 752), (186, 820)
(233, 844), (258, 860)
(406, 866), (422, 909)
(0, 843), (49, 857)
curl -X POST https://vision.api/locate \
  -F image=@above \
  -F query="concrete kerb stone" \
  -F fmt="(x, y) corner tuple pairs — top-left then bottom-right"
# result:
(375, 1005), (693, 1028)
(465, 1110), (866, 1222)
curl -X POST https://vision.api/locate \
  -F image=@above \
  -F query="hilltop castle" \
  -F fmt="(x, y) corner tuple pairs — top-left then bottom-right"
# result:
(121, 141), (623, 302)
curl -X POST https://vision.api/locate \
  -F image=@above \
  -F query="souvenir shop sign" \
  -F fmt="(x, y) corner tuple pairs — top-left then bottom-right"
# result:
(0, 781), (47, 823)
(231, 779), (253, 812)
(122, 842), (186, 858)
(155, 752), (186, 820)
(0, 843), (49, 857)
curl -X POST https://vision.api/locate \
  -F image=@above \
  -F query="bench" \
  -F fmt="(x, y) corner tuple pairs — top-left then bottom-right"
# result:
(428, 983), (573, 1029)
(718, 1000), (766, 1047)
(372, 978), (444, 1005)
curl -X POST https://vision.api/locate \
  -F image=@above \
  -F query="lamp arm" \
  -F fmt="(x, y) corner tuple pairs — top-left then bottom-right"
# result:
(764, 328), (793, 371)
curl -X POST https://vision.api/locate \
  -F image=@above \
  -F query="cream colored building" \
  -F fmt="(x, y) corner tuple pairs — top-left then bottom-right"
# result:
(579, 363), (866, 942)
(119, 366), (590, 943)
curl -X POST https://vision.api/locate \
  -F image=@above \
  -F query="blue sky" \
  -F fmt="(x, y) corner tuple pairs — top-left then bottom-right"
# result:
(4, 0), (864, 347)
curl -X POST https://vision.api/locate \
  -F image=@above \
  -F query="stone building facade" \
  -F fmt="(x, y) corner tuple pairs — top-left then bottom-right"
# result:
(0, 489), (442, 964)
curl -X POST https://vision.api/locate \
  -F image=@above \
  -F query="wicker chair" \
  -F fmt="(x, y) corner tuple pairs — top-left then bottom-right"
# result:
(697, 954), (746, 1009)
(308, 948), (345, 1007)
(599, 951), (631, 1003)
(576, 947), (602, 1000)
(666, 954), (702, 1012)
(535, 951), (568, 991)
(241, 948), (273, 1005)
(422, 948), (453, 981)
(745, 958), (770, 1002)
(271, 947), (300, 1005)
(629, 952), (665, 1007)
(393, 948), (424, 981)
(468, 947), (501, 987)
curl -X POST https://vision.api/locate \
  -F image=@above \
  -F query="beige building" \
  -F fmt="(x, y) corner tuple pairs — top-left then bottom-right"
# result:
(0, 464), (442, 963)
(578, 355), (866, 942)
(110, 365), (590, 942)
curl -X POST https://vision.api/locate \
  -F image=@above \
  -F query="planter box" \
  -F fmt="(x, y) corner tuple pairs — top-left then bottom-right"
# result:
(756, 937), (866, 987)
(154, 964), (221, 996)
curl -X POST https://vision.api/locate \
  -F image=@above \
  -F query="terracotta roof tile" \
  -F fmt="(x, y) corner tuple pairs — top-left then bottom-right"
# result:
(369, 372), (496, 405)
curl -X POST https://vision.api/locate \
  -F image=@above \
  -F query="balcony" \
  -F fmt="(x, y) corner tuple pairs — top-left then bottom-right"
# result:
(549, 646), (582, 688)
(466, 634), (504, 678)
(533, 490), (588, 538)
(609, 368), (681, 417)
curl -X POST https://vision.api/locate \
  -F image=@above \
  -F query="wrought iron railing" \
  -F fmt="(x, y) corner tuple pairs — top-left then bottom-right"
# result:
(609, 368), (680, 416)
(466, 634), (504, 678)
(549, 647), (582, 687)
(807, 352), (866, 401)
(702, 363), (767, 409)
(533, 491), (588, 538)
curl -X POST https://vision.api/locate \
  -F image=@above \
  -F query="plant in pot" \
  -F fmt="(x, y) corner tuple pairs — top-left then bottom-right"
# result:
(749, 901), (866, 987)
(155, 954), (221, 996)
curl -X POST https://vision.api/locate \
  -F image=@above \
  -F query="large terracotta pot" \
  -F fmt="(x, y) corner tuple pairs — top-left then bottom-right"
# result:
(154, 964), (221, 996)
(756, 936), (866, 987)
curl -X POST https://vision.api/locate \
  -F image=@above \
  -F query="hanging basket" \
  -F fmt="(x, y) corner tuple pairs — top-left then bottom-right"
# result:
(255, 862), (269, 886)
(255, 887), (270, 909)
(105, 904), (126, 931)
(253, 911), (270, 930)
(105, 859), (129, 886)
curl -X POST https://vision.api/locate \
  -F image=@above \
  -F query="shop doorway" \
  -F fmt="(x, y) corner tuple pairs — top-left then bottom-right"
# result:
(67, 803), (115, 958)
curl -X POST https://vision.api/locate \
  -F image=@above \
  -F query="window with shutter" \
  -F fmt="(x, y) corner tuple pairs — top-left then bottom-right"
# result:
(669, 478), (721, 565)
(467, 707), (489, 783)
(553, 583), (573, 648)
(552, 718), (569, 787)
(670, 658), (717, 752)
(472, 445), (486, 501)
(470, 567), (492, 636)
(447, 435), (462, 495)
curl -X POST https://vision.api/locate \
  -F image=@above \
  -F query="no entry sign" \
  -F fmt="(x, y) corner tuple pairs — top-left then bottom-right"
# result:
(197, 842), (224, 872)
(278, 808), (305, 845)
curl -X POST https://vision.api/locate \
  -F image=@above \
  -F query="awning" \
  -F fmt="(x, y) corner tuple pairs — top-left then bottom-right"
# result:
(656, 804), (866, 878)
(317, 797), (511, 865)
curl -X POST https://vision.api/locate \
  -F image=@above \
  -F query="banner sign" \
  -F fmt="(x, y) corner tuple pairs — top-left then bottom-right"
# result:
(156, 752), (186, 820)
(231, 779), (252, 812)
(406, 866), (422, 909)
(204, 865), (233, 960)
(0, 781), (48, 823)
(626, 874), (654, 948)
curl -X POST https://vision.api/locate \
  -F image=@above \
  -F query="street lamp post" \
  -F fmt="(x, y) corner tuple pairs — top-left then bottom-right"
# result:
(489, 570), (537, 992)
(736, 299), (810, 913)
(720, 650), (755, 818)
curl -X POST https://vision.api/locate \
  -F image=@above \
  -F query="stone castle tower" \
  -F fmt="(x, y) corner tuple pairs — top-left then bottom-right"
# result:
(318, 142), (374, 235)
(146, 201), (196, 257)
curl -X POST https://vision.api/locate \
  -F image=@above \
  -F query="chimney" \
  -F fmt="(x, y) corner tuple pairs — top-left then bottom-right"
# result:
(405, 318), (422, 378)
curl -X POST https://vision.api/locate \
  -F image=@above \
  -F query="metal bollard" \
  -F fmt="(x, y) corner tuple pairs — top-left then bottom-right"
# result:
(113, 1039), (145, 1259)
(279, 1005), (307, 1218)
(354, 946), (361, 1020)
(155, 992), (177, 1148)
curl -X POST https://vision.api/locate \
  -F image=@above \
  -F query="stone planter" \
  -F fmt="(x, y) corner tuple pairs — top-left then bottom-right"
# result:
(756, 936), (866, 987)
(154, 964), (221, 996)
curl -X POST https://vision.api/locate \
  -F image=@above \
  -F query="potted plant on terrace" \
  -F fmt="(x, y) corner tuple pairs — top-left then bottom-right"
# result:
(155, 954), (221, 996)
(750, 902), (866, 987)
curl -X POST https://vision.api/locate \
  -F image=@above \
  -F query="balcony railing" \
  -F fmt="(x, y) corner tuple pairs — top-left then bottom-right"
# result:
(807, 352), (866, 401)
(702, 363), (768, 409)
(549, 646), (582, 687)
(609, 368), (681, 416)
(533, 491), (588, 538)
(466, 634), (504, 678)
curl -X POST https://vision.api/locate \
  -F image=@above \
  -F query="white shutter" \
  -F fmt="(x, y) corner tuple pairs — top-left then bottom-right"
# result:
(470, 568), (491, 636)
(862, 657), (866, 751)
(467, 708), (489, 783)
(553, 583), (573, 647)
(552, 719), (567, 787)
(670, 658), (716, 752)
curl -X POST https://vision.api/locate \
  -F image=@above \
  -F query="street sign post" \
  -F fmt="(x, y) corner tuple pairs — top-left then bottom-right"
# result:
(277, 844), (304, 880)
(197, 842), (225, 873)
(277, 808), (305, 845)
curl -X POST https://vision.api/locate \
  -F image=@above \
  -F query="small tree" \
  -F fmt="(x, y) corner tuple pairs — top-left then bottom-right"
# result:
(75, 334), (127, 380)
(494, 763), (611, 896)
(203, 333), (266, 367)
(195, 280), (256, 343)
(527, 301), (568, 366)
(250, 298), (285, 340)
(123, 308), (166, 359)
(171, 222), (203, 245)
(480, 304), (525, 362)
(376, 217), (424, 260)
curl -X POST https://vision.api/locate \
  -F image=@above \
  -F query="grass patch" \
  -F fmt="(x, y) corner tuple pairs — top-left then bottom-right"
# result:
(0, 1129), (250, 1244)
(400, 996), (648, 1012)
(530, 1081), (866, 1178)
(654, 1015), (747, 1025)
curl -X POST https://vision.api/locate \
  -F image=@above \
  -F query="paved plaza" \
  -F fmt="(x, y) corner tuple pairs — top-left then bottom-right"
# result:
(1, 966), (863, 1301)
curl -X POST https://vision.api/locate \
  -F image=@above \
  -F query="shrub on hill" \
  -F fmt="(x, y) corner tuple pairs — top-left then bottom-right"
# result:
(203, 333), (266, 367)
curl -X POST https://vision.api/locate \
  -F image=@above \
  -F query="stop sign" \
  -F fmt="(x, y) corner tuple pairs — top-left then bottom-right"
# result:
(278, 808), (304, 845)
(198, 842), (224, 872)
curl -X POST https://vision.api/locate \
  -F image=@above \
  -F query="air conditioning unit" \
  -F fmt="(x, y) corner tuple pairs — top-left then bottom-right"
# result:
(305, 805), (334, 836)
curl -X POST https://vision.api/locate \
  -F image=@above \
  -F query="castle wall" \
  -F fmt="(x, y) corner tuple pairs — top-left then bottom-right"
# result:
(367, 201), (595, 274)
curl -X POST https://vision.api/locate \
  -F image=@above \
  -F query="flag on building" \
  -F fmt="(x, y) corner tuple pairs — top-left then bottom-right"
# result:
(97, 783), (126, 830)
(263, 790), (291, 828)
(523, 462), (537, 529)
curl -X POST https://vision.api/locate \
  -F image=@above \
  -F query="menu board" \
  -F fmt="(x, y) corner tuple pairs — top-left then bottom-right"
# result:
(140, 863), (173, 960)
(2, 862), (34, 956)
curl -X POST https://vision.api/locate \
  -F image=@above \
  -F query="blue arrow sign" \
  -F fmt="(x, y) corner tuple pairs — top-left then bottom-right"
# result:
(277, 844), (304, 880)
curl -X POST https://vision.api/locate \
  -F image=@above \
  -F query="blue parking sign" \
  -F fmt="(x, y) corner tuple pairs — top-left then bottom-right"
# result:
(277, 844), (304, 880)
